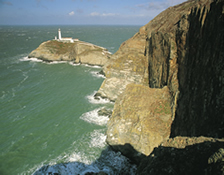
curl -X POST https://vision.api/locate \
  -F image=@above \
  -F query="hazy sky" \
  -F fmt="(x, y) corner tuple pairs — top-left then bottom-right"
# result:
(0, 0), (186, 25)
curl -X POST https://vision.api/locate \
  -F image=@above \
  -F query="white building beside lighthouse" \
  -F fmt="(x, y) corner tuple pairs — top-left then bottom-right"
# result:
(54, 28), (77, 43)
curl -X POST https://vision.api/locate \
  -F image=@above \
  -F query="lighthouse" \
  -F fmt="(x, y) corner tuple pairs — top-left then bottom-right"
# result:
(56, 28), (75, 43)
(58, 28), (62, 40)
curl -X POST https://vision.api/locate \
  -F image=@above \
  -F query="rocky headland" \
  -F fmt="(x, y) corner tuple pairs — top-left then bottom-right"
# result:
(32, 0), (224, 174)
(28, 40), (111, 66)
(96, 0), (224, 174)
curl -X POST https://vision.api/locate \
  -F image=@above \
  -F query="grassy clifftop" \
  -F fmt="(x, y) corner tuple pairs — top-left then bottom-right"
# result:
(44, 40), (76, 55)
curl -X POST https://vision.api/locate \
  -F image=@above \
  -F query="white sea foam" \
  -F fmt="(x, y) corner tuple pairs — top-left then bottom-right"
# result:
(41, 142), (48, 150)
(26, 161), (47, 175)
(17, 71), (29, 87)
(90, 71), (105, 78)
(89, 130), (107, 148)
(17, 33), (26, 36)
(31, 127), (135, 175)
(30, 151), (91, 175)
(80, 108), (109, 126)
(20, 56), (43, 62)
(55, 152), (90, 166)
(32, 148), (137, 175)
(46, 61), (67, 65)
(20, 57), (77, 66)
(83, 64), (101, 69)
(33, 161), (99, 175)
(20, 57), (103, 69)
(86, 91), (111, 104)
(0, 91), (6, 99)
(68, 62), (81, 66)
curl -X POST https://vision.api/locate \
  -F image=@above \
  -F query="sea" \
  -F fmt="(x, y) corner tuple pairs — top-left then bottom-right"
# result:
(0, 25), (140, 175)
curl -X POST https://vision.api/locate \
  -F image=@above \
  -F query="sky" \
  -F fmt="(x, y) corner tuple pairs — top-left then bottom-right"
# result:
(0, 0), (187, 25)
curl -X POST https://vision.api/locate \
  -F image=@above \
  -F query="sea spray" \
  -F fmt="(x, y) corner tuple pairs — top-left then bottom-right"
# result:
(89, 129), (107, 148)
(90, 71), (106, 79)
(80, 108), (110, 126)
(86, 91), (112, 104)
(33, 147), (137, 175)
(20, 56), (44, 62)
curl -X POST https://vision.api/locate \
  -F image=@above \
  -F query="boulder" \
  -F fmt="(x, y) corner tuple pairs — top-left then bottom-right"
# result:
(106, 84), (173, 162)
(97, 108), (112, 117)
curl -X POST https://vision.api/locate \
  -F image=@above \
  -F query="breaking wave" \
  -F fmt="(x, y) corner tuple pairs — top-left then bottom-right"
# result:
(68, 62), (81, 66)
(90, 71), (105, 78)
(80, 108), (109, 126)
(83, 64), (102, 69)
(32, 147), (137, 175)
(20, 56), (43, 62)
(86, 91), (111, 104)
(89, 130), (107, 148)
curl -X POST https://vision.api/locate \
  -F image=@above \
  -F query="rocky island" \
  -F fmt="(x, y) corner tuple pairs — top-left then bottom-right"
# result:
(28, 29), (111, 66)
(33, 0), (224, 174)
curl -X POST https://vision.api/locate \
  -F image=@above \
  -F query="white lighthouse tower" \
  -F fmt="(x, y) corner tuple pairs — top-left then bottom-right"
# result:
(58, 28), (62, 40)
(55, 28), (75, 43)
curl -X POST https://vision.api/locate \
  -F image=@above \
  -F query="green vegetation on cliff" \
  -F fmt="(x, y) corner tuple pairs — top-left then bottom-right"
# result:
(45, 40), (75, 55)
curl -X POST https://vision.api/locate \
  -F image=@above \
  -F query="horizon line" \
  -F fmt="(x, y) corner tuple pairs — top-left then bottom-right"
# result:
(0, 24), (144, 26)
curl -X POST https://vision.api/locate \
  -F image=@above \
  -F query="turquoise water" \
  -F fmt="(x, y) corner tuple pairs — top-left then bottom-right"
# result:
(0, 25), (140, 175)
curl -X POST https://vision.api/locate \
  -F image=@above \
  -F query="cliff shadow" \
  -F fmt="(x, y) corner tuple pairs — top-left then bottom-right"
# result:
(32, 146), (137, 175)
(170, 0), (224, 138)
(137, 140), (224, 175)
(108, 143), (147, 165)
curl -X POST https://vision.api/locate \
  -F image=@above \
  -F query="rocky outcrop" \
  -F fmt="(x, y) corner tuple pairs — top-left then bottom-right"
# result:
(137, 137), (224, 175)
(104, 0), (224, 173)
(170, 0), (224, 138)
(97, 108), (112, 118)
(106, 84), (173, 162)
(28, 40), (111, 66)
(95, 26), (148, 101)
(145, 0), (224, 138)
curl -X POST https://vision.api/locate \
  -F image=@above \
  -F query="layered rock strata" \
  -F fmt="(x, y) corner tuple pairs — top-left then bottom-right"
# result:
(170, 0), (224, 138)
(106, 84), (172, 162)
(103, 0), (224, 171)
(142, 0), (223, 138)
(95, 26), (148, 101)
(29, 40), (111, 66)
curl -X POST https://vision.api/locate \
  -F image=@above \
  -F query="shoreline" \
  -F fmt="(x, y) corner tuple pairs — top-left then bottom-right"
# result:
(28, 0), (224, 174)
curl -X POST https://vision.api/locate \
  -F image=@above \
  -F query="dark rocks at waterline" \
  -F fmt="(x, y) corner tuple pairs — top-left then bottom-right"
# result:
(97, 108), (112, 118)
(84, 171), (108, 175)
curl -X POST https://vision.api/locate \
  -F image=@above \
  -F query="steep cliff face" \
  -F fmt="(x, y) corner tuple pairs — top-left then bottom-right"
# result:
(95, 26), (148, 101)
(28, 40), (111, 66)
(105, 0), (224, 167)
(171, 0), (224, 138)
(145, 0), (224, 138)
(106, 84), (172, 163)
